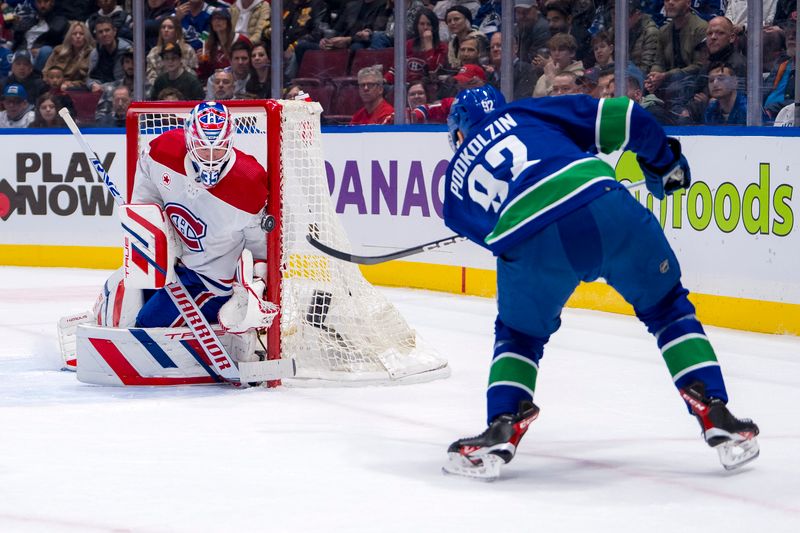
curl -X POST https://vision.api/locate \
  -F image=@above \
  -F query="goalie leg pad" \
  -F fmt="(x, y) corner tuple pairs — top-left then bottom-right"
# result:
(94, 267), (144, 328)
(57, 310), (93, 370)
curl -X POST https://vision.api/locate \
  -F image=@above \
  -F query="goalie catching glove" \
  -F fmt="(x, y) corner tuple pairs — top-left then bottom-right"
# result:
(637, 137), (691, 200)
(217, 250), (279, 334)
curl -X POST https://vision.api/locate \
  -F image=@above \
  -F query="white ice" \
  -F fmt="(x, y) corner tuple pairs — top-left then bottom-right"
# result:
(1, 266), (798, 533)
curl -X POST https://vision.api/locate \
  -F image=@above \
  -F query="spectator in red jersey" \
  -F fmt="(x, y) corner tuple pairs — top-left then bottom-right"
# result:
(350, 65), (394, 125)
(384, 8), (447, 88)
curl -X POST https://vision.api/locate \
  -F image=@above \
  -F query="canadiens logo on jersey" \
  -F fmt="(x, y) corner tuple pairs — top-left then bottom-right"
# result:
(165, 202), (207, 251)
(162, 173), (172, 187)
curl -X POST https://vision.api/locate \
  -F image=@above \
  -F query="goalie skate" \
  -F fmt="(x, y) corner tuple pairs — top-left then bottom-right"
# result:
(680, 382), (760, 470)
(443, 401), (540, 481)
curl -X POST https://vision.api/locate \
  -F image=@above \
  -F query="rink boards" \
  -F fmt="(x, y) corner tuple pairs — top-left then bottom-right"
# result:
(0, 125), (797, 335)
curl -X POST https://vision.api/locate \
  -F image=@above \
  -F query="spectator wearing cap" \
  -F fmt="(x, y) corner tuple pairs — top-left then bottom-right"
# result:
(533, 33), (584, 97)
(150, 42), (204, 101)
(0, 83), (35, 128)
(87, 15), (133, 93)
(11, 0), (69, 73)
(627, 0), (661, 76)
(146, 16), (198, 90)
(514, 0), (550, 64)
(197, 8), (236, 83)
(229, 0), (271, 44)
(486, 30), (538, 101)
(451, 63), (485, 89)
(410, 63), (488, 125)
(350, 65), (394, 125)
(2, 51), (46, 104)
(42, 21), (95, 92)
(88, 0), (134, 42)
(174, 0), (216, 51)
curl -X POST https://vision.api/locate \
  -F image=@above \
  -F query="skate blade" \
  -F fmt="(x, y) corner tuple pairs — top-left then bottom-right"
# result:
(717, 436), (760, 470)
(442, 453), (504, 481)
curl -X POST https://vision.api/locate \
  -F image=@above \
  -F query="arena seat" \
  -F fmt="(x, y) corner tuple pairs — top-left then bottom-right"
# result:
(292, 49), (350, 87)
(348, 48), (394, 76)
(68, 90), (102, 127)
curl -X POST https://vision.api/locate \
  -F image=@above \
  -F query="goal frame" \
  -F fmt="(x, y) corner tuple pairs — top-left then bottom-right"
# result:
(126, 99), (285, 380)
(126, 99), (449, 385)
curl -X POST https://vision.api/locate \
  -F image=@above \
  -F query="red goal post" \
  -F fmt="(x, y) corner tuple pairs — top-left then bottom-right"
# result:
(125, 99), (449, 385)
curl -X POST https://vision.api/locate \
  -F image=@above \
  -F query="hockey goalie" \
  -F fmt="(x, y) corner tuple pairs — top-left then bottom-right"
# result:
(58, 101), (290, 386)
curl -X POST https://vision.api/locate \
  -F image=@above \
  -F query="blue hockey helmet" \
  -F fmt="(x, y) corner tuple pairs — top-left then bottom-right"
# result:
(447, 85), (506, 151)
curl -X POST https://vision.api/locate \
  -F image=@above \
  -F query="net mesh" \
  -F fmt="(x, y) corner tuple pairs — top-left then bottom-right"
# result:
(133, 101), (449, 385)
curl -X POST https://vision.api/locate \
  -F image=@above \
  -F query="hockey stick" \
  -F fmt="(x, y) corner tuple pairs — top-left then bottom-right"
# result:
(307, 179), (647, 265)
(58, 107), (244, 384)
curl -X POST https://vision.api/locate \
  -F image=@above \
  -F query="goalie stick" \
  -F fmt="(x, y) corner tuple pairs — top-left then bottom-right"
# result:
(58, 107), (245, 384)
(307, 179), (648, 265)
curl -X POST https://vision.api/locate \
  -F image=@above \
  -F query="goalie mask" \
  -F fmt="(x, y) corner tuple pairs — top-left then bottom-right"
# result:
(447, 85), (506, 151)
(185, 101), (234, 188)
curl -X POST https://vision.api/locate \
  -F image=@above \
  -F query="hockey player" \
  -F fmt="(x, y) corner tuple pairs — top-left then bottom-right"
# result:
(97, 100), (272, 330)
(441, 86), (759, 479)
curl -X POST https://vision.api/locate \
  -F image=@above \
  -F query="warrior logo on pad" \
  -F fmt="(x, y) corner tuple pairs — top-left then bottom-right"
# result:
(165, 202), (207, 252)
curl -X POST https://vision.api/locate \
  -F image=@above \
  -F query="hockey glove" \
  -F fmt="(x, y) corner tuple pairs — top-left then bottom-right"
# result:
(637, 137), (691, 200)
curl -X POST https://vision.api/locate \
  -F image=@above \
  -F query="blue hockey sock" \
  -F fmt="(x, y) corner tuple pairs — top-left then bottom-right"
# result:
(487, 319), (544, 424)
(637, 284), (728, 406)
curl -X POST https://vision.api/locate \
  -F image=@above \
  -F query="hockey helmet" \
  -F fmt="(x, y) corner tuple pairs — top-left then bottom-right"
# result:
(185, 101), (235, 188)
(447, 85), (506, 151)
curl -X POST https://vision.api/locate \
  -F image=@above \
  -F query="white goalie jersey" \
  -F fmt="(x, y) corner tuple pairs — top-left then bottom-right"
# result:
(132, 128), (269, 296)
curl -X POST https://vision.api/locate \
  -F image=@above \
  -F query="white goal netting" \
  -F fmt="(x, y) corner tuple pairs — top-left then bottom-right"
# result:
(131, 100), (449, 385)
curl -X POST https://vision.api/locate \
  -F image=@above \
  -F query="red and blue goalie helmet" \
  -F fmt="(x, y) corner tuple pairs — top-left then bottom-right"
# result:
(447, 85), (507, 151)
(184, 101), (235, 188)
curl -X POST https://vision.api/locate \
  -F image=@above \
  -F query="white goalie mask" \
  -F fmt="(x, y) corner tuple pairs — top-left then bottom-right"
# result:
(184, 101), (235, 188)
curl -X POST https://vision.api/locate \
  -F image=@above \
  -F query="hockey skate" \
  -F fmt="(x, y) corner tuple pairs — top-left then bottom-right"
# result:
(443, 401), (540, 481)
(680, 382), (760, 470)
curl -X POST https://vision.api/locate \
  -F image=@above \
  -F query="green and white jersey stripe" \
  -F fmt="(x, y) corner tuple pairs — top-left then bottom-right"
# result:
(488, 352), (539, 397)
(485, 158), (616, 246)
(596, 96), (633, 154)
(661, 333), (720, 382)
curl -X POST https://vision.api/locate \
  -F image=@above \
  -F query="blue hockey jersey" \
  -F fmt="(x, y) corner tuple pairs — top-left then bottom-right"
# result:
(443, 94), (676, 255)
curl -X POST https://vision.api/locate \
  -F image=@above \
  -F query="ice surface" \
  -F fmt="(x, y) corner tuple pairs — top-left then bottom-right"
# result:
(1, 266), (798, 532)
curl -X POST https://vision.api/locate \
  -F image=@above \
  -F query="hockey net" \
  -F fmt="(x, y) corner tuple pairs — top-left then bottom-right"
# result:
(126, 100), (449, 385)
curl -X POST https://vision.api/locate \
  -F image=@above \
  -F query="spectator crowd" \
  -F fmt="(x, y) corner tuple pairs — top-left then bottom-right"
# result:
(0, 0), (796, 128)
